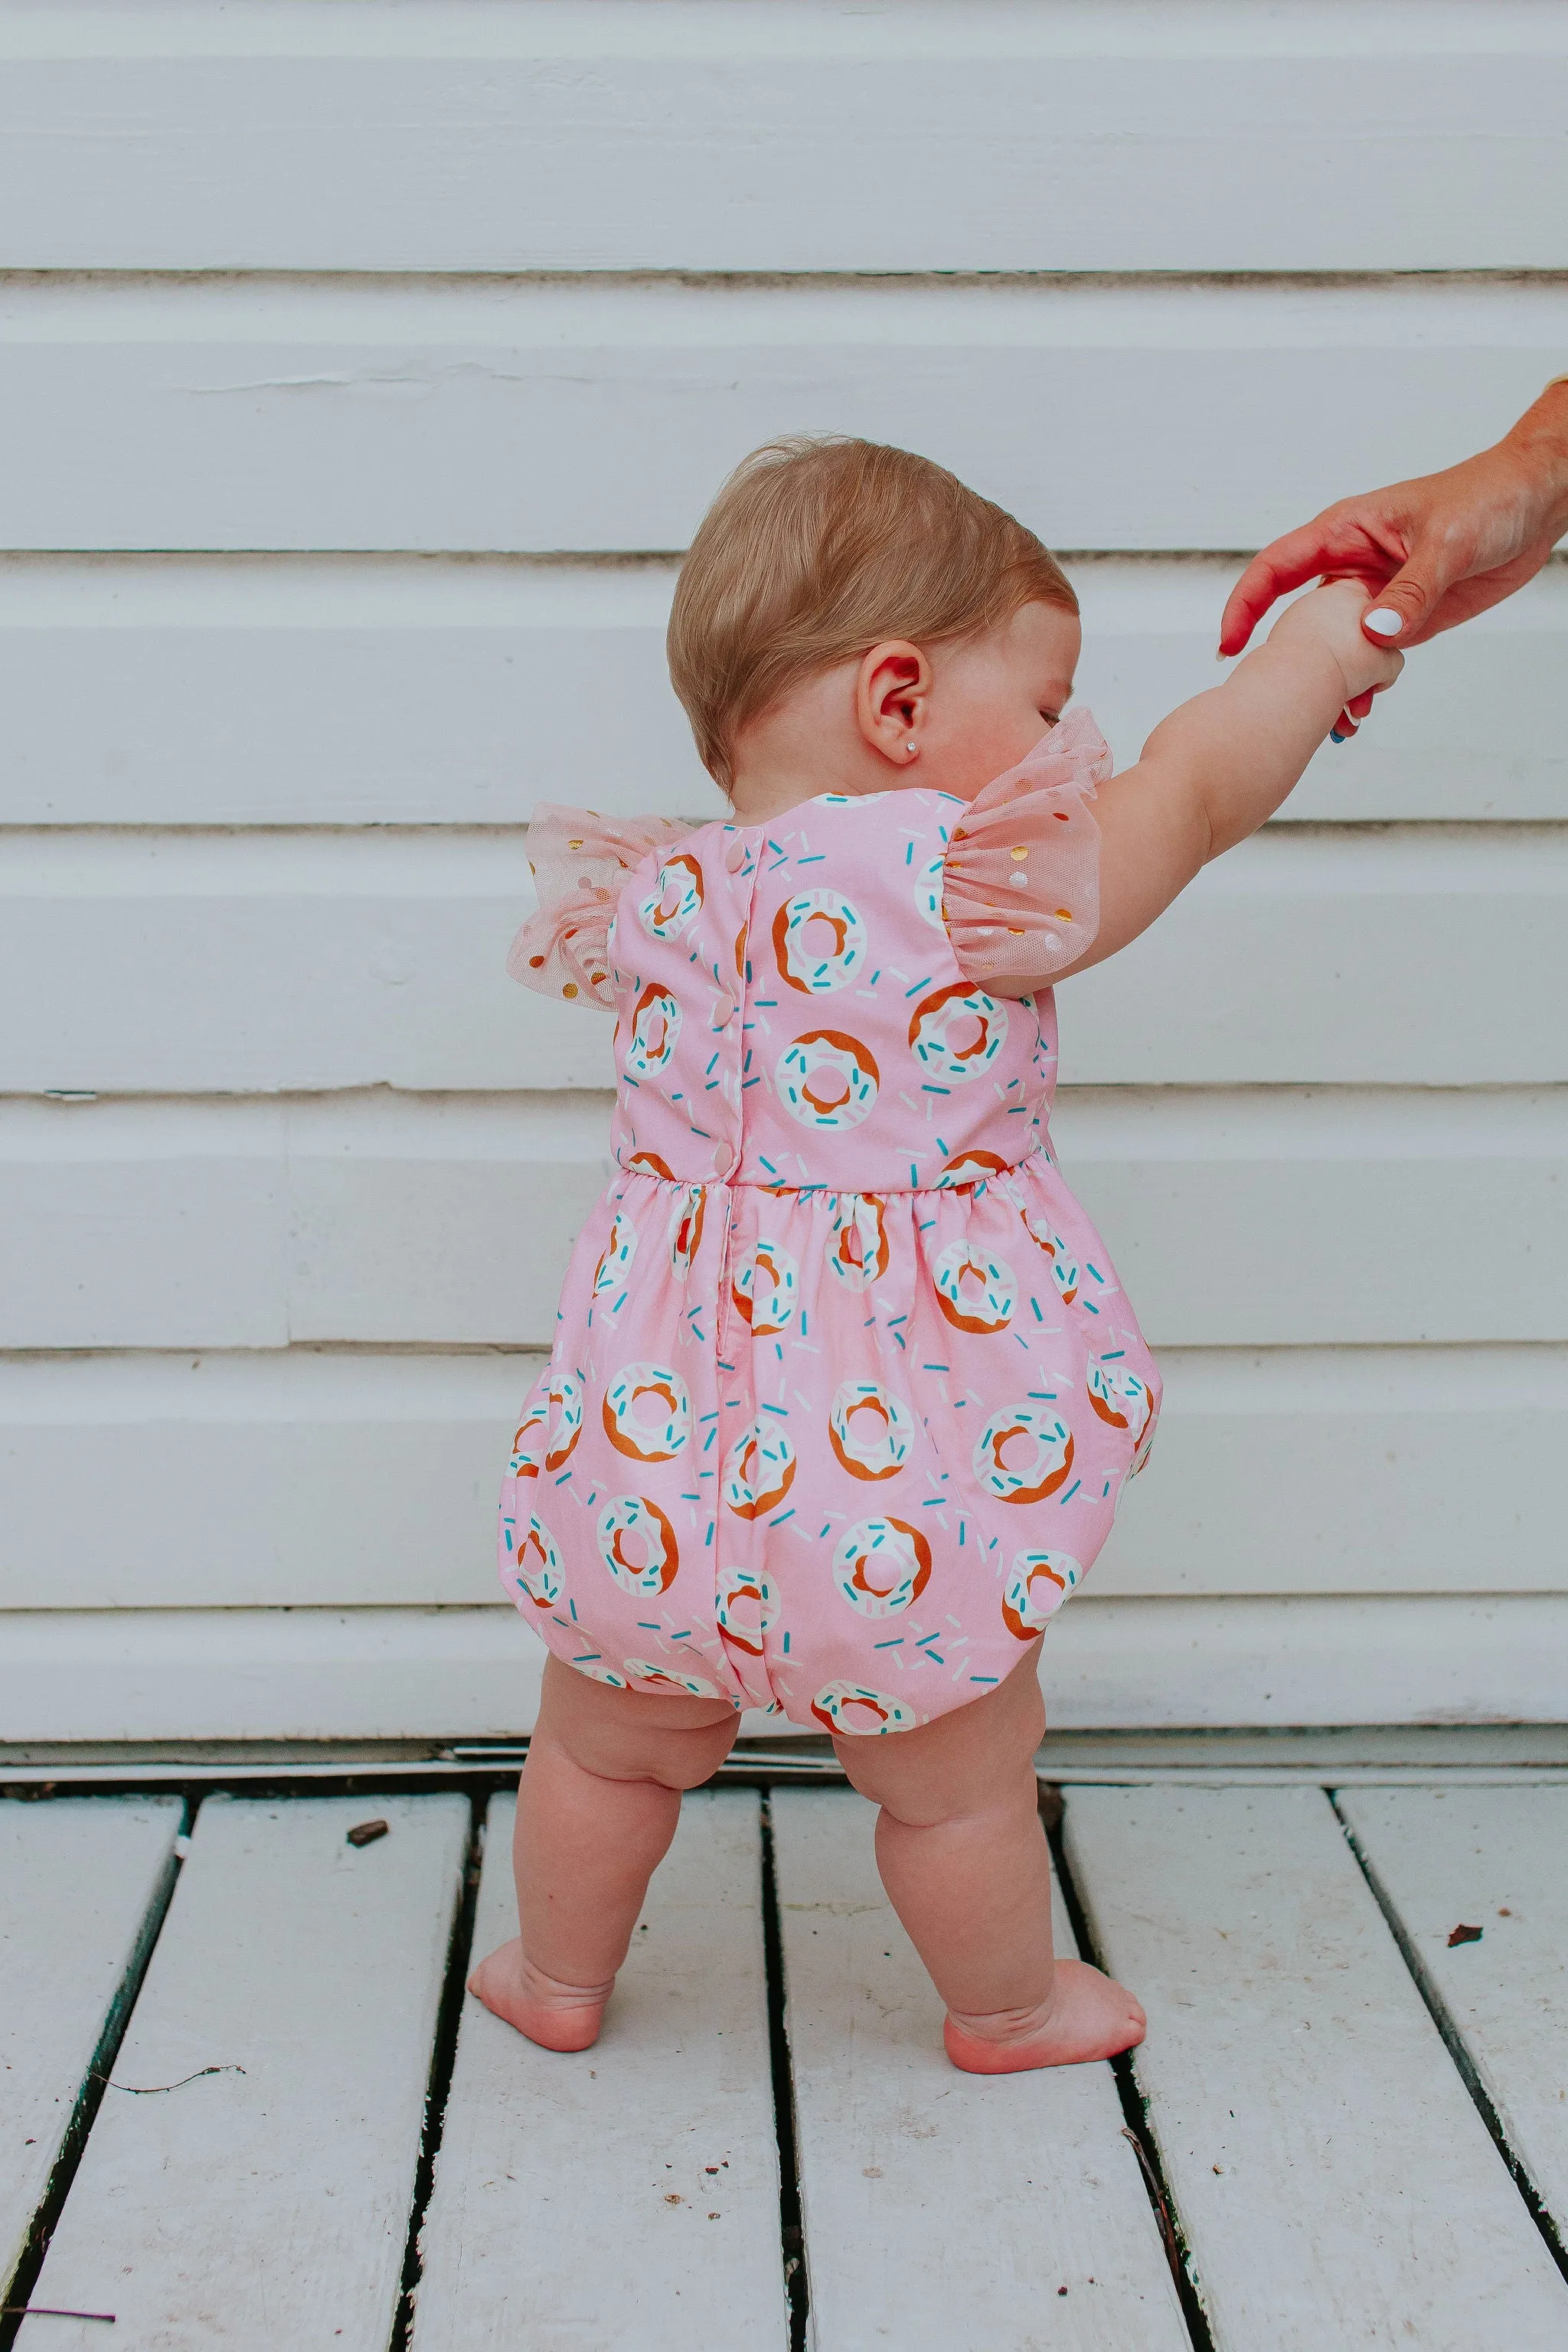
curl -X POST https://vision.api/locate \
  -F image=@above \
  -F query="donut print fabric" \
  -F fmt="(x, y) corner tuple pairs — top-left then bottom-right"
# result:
(501, 711), (1159, 1732)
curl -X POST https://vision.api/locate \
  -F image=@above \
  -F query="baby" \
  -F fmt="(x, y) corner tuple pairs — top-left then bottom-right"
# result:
(471, 438), (1400, 2073)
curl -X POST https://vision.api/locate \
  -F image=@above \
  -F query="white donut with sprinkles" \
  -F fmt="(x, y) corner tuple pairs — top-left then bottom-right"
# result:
(543, 1370), (583, 1472)
(1001, 1549), (1082, 1640)
(602, 1362), (691, 1463)
(511, 1512), (564, 1611)
(828, 1380), (914, 1481)
(722, 1418), (797, 1519)
(626, 982), (681, 1076)
(1022, 1212), (1078, 1304)
(597, 1494), (681, 1595)
(933, 1241), (1016, 1335)
(973, 1401), (1075, 1504)
(567, 1653), (629, 1689)
(591, 1211), (639, 1298)
(907, 984), (1009, 1084)
(638, 850), (704, 942)
(668, 1184), (706, 1279)
(811, 1681), (918, 1736)
(624, 1659), (724, 1698)
(914, 847), (946, 932)
(776, 1029), (880, 1130)
(732, 1238), (798, 1336)
(826, 1193), (890, 1289)
(772, 888), (867, 994)
(936, 1149), (1011, 1191)
(833, 1516), (933, 1616)
(1088, 1361), (1157, 1453)
(508, 1389), (549, 1478)
(716, 1564), (779, 1661)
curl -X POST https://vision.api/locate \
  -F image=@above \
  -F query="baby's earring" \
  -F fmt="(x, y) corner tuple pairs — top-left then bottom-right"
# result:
(906, 739), (918, 758)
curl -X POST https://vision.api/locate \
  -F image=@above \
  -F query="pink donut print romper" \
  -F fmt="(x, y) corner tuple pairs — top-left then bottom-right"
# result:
(499, 709), (1160, 1735)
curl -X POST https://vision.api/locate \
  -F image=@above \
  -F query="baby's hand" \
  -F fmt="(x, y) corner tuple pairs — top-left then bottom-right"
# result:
(1264, 579), (1404, 734)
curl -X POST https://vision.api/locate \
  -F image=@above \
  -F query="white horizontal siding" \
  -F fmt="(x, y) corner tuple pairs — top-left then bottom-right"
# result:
(4, 1089), (1563, 1351)
(2, 1346), (1563, 1610)
(2, 826), (1562, 1091)
(4, 4), (1563, 1736)
(2, 276), (1564, 552)
(3, 1597), (1564, 1743)
(3, 555), (1563, 828)
(2, 2), (1563, 273)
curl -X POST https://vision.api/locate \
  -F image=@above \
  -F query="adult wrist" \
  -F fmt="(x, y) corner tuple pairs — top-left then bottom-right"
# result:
(1503, 380), (1568, 535)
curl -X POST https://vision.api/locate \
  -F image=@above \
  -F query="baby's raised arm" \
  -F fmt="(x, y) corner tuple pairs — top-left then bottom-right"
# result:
(1055, 580), (1403, 981)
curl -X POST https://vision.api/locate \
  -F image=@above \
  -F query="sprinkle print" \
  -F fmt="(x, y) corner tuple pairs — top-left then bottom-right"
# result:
(498, 743), (1160, 1731)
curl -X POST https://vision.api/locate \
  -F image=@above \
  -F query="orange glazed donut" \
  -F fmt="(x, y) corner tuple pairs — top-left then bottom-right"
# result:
(638, 850), (704, 941)
(510, 1512), (564, 1611)
(1001, 1549), (1082, 1640)
(828, 1380), (914, 1481)
(731, 1238), (799, 1335)
(590, 1210), (639, 1298)
(907, 983), (1009, 1084)
(716, 1563), (779, 1661)
(1022, 1212), (1079, 1304)
(624, 1659), (726, 1698)
(542, 1370), (583, 1472)
(776, 1030), (880, 1129)
(772, 887), (867, 994)
(832, 1516), (933, 1617)
(722, 1419), (797, 1519)
(933, 1240), (1016, 1334)
(596, 1495), (681, 1595)
(626, 982), (681, 1076)
(973, 1402), (1074, 1504)
(825, 1194), (890, 1289)
(936, 1148), (1010, 1190)
(602, 1362), (691, 1463)
(668, 1184), (707, 1278)
(811, 1681), (918, 1736)
(508, 1393), (549, 1479)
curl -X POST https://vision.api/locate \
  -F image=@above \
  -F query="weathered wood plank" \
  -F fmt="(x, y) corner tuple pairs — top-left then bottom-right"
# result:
(3, 4), (1564, 273)
(1063, 1785), (1568, 2350)
(4, 1088), (1564, 1351)
(0, 1797), (181, 2299)
(411, 1789), (787, 2351)
(3, 827), (1565, 1095)
(6, 1343), (1566, 1611)
(1337, 1786), (1568, 2244)
(2, 278), (1564, 552)
(5, 1593), (1566, 1752)
(18, 1794), (468, 2352)
(770, 1785), (1189, 2350)
(5, 556), (1563, 828)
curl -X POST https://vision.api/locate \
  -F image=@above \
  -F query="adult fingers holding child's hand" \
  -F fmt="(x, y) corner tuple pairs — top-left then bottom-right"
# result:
(1265, 579), (1406, 714)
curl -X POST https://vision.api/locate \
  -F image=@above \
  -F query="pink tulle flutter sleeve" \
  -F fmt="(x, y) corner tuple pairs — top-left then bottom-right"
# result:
(508, 805), (696, 1009)
(942, 705), (1112, 988)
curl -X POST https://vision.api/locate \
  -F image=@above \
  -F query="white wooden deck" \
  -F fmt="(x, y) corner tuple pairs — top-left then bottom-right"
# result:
(2, 1764), (1566, 2352)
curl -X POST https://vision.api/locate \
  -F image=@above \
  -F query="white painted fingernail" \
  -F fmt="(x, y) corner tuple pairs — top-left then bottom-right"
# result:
(1363, 609), (1403, 637)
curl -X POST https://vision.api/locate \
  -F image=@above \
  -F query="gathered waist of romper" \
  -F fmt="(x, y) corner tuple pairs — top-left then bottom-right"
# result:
(613, 1145), (1051, 1200)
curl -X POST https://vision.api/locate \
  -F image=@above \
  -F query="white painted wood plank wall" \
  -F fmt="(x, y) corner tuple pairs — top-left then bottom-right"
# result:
(1, 0), (1563, 1739)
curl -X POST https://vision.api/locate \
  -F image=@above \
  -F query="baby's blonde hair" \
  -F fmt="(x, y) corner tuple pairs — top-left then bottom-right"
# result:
(667, 436), (1078, 792)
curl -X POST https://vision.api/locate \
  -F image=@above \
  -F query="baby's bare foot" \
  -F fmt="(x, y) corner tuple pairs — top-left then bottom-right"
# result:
(466, 1937), (614, 2053)
(944, 1958), (1145, 2074)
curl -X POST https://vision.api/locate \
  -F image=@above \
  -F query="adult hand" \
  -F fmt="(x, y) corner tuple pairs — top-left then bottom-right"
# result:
(1218, 381), (1568, 675)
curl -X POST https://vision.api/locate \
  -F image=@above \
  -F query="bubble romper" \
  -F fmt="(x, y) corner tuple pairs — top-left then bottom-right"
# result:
(499, 708), (1160, 1735)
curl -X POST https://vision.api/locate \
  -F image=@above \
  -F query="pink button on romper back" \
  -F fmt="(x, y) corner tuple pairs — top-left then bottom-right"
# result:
(500, 711), (1161, 1734)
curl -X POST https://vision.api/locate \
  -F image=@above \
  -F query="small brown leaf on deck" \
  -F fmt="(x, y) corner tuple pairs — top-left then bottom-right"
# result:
(346, 1818), (390, 1847)
(1447, 1922), (1484, 1947)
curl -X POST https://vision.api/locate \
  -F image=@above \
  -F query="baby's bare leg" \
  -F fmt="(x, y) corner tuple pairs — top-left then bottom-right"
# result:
(468, 1655), (740, 2051)
(831, 1651), (1145, 2073)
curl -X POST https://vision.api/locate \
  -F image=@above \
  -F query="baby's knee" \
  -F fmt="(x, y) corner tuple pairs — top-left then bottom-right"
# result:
(643, 1707), (741, 1791)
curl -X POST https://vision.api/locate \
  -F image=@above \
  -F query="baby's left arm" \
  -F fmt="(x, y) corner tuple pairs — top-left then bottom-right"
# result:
(1050, 578), (1403, 982)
